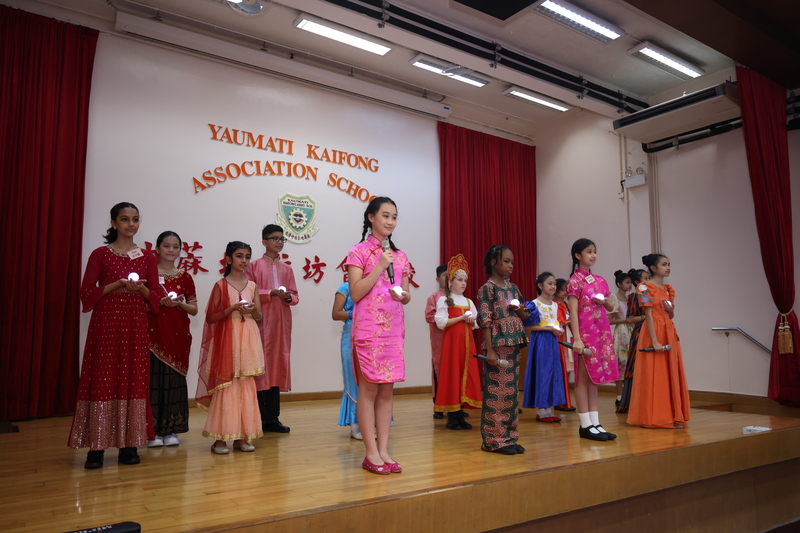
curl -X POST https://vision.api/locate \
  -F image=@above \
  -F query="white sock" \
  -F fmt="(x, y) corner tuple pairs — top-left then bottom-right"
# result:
(537, 408), (548, 418)
(545, 407), (554, 417)
(589, 411), (607, 432)
(616, 395), (622, 401)
(578, 412), (592, 428)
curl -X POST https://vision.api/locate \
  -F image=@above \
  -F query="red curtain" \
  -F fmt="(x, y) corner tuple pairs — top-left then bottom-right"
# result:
(437, 122), (537, 301)
(736, 65), (799, 406)
(0, 6), (98, 420)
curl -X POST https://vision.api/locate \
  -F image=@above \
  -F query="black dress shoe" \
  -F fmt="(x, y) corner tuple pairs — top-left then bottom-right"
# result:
(484, 445), (517, 455)
(118, 447), (140, 465)
(462, 411), (470, 418)
(263, 421), (290, 433)
(595, 425), (617, 440)
(433, 412), (444, 419)
(579, 426), (610, 441)
(514, 444), (525, 454)
(445, 419), (462, 430)
(554, 405), (576, 412)
(84, 450), (104, 469)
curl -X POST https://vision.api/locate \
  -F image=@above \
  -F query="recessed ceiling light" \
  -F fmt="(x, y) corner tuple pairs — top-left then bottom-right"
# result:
(531, 0), (625, 44)
(410, 54), (490, 87)
(293, 14), (392, 56)
(502, 86), (569, 112)
(628, 42), (704, 80)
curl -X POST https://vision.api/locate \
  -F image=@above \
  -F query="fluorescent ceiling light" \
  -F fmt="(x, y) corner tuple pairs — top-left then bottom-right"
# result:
(502, 86), (569, 112)
(531, 0), (625, 44)
(293, 14), (392, 56)
(410, 54), (490, 87)
(628, 42), (704, 80)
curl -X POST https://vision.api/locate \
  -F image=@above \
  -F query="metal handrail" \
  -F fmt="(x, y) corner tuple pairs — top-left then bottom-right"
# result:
(712, 327), (771, 354)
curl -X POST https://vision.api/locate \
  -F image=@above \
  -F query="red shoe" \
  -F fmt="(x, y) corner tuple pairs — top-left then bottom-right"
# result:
(385, 461), (403, 473)
(362, 458), (390, 475)
(536, 415), (561, 423)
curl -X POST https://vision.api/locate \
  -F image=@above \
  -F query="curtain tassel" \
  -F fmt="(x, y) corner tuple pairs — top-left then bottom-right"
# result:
(778, 313), (793, 354)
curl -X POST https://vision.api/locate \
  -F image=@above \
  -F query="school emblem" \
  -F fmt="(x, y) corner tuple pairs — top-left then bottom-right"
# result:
(276, 193), (318, 244)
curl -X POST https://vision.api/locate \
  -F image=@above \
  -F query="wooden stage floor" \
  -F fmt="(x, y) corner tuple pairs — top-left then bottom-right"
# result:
(4, 393), (800, 533)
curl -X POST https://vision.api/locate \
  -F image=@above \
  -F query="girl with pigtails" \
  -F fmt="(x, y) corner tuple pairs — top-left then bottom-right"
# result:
(566, 238), (619, 441)
(346, 196), (411, 475)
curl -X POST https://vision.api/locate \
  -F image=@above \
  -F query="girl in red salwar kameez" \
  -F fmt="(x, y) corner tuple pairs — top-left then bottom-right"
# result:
(69, 202), (160, 469)
(147, 231), (197, 448)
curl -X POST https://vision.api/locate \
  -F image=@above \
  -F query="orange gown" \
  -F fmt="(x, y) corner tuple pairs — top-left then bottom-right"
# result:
(627, 282), (690, 428)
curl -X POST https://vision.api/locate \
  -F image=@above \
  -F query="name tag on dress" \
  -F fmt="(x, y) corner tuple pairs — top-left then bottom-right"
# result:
(585, 274), (595, 284)
(127, 248), (144, 260)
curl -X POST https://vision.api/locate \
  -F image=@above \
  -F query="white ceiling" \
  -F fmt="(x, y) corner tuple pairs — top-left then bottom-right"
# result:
(7, 0), (736, 141)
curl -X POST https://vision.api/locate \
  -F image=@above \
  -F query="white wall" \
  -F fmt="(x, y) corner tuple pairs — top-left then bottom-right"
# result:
(537, 110), (800, 396)
(80, 33), (800, 399)
(81, 34), (440, 395)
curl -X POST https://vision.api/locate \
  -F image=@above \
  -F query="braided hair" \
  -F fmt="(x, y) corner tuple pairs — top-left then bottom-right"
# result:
(103, 202), (139, 244)
(483, 244), (509, 278)
(569, 238), (595, 275)
(359, 196), (398, 251)
(222, 241), (251, 277)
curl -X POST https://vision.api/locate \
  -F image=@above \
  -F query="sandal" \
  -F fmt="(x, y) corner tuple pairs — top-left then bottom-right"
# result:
(361, 457), (390, 475)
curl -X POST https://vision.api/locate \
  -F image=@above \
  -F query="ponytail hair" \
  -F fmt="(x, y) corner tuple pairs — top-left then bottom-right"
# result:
(223, 241), (251, 278)
(569, 238), (595, 275)
(642, 253), (667, 275)
(103, 202), (139, 244)
(613, 269), (631, 287)
(535, 271), (555, 295)
(360, 196), (398, 251)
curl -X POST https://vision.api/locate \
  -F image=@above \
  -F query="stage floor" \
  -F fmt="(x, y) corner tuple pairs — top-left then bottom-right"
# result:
(4, 392), (800, 533)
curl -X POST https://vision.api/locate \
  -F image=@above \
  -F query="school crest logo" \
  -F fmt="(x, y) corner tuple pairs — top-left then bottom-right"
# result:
(277, 193), (318, 244)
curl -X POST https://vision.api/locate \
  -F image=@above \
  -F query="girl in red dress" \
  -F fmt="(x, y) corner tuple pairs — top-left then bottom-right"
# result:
(433, 254), (482, 430)
(147, 231), (197, 448)
(69, 202), (160, 469)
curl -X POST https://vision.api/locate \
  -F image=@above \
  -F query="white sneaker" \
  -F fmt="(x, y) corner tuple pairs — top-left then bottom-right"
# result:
(147, 436), (164, 448)
(163, 434), (179, 446)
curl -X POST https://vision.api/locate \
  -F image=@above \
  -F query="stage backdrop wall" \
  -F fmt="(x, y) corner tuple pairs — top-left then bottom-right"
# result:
(80, 34), (440, 396)
(537, 110), (800, 397)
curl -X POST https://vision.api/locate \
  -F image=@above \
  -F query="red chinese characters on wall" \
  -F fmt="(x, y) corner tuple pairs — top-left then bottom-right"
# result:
(144, 241), (209, 275)
(146, 240), (417, 288)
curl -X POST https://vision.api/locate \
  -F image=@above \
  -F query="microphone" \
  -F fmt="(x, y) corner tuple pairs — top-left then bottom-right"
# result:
(472, 354), (509, 368)
(382, 239), (394, 284)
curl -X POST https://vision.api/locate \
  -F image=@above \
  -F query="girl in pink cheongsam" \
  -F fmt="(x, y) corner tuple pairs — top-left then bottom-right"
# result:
(566, 238), (620, 442)
(346, 196), (411, 475)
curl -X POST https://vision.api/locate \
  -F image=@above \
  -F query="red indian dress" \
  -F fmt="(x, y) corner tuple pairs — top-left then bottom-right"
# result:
(68, 245), (159, 450)
(148, 270), (196, 435)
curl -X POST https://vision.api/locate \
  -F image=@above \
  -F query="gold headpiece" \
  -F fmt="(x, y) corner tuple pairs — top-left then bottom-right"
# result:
(447, 253), (469, 280)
